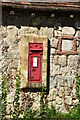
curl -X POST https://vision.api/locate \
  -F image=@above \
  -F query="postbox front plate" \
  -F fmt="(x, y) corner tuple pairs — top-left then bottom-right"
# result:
(28, 43), (43, 83)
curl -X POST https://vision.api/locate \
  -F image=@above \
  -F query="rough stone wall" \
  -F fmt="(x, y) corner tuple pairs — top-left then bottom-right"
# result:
(0, 25), (80, 116)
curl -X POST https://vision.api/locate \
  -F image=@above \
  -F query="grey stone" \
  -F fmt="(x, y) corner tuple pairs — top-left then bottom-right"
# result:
(62, 27), (75, 35)
(53, 55), (59, 65)
(62, 40), (73, 51)
(58, 55), (66, 67)
(68, 55), (78, 67)
(74, 20), (80, 30)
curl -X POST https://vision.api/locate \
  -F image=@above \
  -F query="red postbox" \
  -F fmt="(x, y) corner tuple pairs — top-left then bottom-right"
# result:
(28, 43), (43, 83)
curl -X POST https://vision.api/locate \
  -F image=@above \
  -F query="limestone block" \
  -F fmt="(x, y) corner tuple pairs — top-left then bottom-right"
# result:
(51, 38), (58, 48)
(7, 91), (15, 103)
(73, 99), (79, 105)
(40, 27), (53, 38)
(32, 102), (40, 111)
(58, 55), (66, 67)
(50, 76), (57, 88)
(62, 40), (73, 51)
(67, 77), (74, 88)
(7, 26), (18, 36)
(49, 88), (57, 96)
(65, 96), (72, 105)
(6, 104), (14, 115)
(50, 48), (56, 55)
(53, 55), (59, 65)
(68, 55), (78, 67)
(50, 94), (56, 101)
(53, 65), (60, 75)
(0, 26), (7, 37)
(56, 96), (63, 105)
(62, 27), (75, 35)
(55, 105), (60, 110)
(59, 104), (68, 113)
(18, 26), (38, 35)
(60, 66), (71, 75)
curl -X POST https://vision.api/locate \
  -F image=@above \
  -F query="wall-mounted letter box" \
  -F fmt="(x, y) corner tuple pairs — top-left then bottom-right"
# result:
(28, 43), (43, 83)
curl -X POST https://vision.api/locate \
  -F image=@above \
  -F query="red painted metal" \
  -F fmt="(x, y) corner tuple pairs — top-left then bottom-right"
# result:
(28, 43), (43, 83)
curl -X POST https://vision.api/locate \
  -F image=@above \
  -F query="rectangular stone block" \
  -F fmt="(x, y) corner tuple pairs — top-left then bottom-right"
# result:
(20, 35), (48, 88)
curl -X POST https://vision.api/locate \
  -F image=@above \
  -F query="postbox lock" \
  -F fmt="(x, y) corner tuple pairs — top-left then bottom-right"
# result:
(29, 52), (32, 55)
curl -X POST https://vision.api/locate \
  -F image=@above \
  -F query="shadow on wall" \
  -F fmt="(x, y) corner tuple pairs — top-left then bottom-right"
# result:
(2, 10), (80, 29)
(47, 39), (50, 95)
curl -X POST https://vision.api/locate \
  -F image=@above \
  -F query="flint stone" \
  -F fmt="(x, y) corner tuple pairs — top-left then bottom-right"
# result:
(74, 20), (80, 30)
